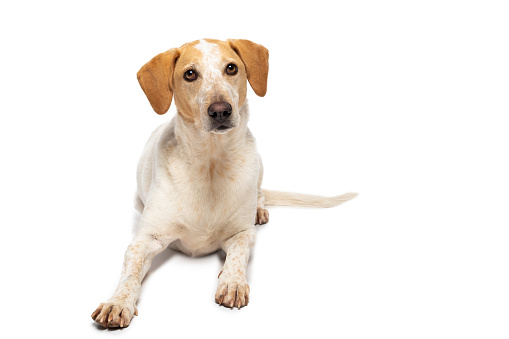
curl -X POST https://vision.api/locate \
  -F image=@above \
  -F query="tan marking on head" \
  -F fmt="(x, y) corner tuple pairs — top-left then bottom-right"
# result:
(227, 39), (269, 97)
(173, 39), (248, 132)
(137, 39), (269, 133)
(137, 48), (180, 115)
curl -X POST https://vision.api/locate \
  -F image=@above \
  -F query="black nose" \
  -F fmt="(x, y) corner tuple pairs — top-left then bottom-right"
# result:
(208, 102), (232, 122)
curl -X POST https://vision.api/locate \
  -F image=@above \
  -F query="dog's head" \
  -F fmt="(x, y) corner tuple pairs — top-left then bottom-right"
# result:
(137, 39), (269, 134)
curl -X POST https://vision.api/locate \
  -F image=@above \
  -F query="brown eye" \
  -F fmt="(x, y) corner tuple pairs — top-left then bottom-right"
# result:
(184, 69), (197, 81)
(226, 63), (238, 75)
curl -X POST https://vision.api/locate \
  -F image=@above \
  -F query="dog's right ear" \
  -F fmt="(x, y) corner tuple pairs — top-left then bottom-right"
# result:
(137, 48), (180, 115)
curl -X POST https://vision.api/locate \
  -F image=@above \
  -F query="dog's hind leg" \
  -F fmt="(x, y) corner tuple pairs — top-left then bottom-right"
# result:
(255, 156), (269, 225)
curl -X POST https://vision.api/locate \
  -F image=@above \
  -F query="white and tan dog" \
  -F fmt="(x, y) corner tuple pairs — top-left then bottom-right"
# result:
(91, 39), (357, 328)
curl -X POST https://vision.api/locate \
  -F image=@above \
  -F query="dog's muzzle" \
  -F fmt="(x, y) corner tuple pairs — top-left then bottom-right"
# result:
(208, 102), (233, 132)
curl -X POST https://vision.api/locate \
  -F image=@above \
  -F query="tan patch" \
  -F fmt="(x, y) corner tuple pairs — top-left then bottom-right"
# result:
(208, 160), (215, 180)
(137, 48), (180, 115)
(228, 39), (269, 97)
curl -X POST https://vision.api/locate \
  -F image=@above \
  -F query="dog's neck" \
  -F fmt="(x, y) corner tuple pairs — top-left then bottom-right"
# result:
(174, 102), (251, 166)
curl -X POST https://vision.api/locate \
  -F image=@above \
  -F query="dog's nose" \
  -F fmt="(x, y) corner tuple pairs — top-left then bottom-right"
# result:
(208, 102), (232, 122)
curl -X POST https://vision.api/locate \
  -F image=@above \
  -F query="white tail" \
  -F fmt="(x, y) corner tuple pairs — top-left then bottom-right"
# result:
(262, 190), (358, 208)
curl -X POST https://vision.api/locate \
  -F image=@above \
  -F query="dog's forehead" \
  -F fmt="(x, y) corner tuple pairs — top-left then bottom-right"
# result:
(179, 39), (239, 66)
(194, 39), (220, 57)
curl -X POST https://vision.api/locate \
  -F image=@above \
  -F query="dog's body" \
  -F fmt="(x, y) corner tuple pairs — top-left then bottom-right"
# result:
(92, 39), (356, 328)
(135, 105), (260, 258)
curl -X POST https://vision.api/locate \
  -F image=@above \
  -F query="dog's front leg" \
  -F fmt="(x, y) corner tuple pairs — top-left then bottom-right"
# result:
(92, 226), (174, 328)
(215, 227), (255, 309)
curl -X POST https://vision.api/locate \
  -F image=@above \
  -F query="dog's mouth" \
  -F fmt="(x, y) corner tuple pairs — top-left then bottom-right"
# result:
(211, 124), (233, 134)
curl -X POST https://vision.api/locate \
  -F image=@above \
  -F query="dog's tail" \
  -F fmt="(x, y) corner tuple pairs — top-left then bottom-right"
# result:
(262, 189), (358, 208)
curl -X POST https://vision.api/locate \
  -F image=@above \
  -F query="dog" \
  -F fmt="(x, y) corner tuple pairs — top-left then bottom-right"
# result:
(91, 39), (357, 328)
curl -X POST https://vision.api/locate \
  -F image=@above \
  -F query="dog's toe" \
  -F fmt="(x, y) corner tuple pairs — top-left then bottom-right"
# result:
(255, 207), (269, 225)
(215, 277), (250, 309)
(92, 301), (136, 328)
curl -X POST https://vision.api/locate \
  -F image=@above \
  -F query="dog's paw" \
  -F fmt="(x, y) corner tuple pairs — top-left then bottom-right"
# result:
(91, 301), (138, 328)
(255, 207), (269, 225)
(215, 273), (250, 309)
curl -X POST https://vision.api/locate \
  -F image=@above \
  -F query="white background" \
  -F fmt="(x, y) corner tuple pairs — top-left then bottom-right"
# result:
(1, 0), (508, 338)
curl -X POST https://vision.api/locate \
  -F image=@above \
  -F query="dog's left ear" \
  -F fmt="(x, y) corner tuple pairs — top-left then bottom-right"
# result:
(137, 48), (180, 115)
(228, 39), (269, 97)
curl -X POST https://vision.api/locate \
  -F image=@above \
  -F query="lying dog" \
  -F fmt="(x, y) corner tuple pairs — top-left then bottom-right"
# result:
(91, 39), (357, 328)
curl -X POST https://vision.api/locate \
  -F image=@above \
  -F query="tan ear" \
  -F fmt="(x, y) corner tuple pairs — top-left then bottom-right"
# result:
(137, 48), (180, 115)
(228, 39), (269, 97)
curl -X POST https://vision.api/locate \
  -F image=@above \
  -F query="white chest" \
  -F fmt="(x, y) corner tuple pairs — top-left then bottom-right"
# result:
(160, 144), (259, 256)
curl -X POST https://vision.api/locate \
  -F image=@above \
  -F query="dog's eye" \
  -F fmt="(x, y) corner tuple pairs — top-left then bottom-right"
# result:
(184, 69), (197, 82)
(226, 63), (238, 76)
